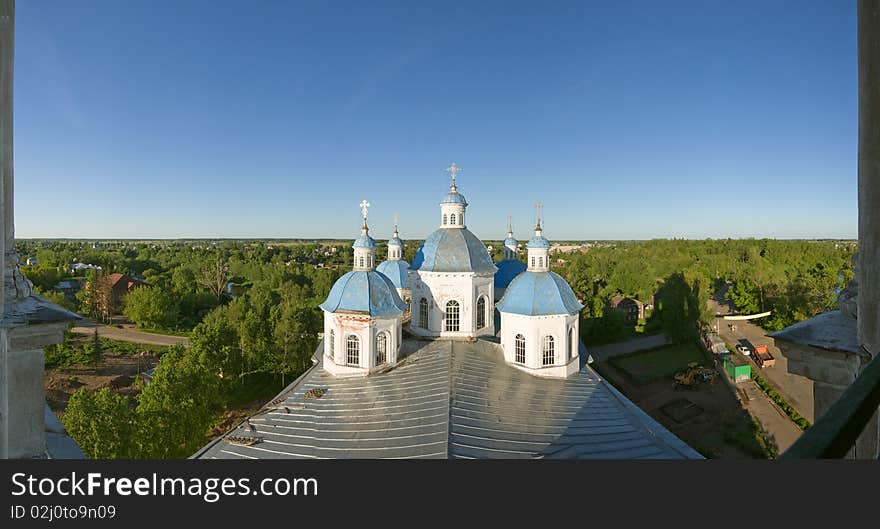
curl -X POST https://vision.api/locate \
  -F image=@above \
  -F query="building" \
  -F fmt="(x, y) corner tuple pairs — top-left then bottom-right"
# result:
(196, 164), (701, 459)
(609, 295), (645, 322)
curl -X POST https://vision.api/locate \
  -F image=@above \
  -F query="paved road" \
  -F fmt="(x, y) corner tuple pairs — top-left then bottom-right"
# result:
(588, 333), (669, 362)
(709, 298), (814, 422)
(71, 319), (189, 348)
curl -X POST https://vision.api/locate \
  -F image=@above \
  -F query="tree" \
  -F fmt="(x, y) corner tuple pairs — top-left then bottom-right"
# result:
(61, 388), (137, 459)
(198, 257), (230, 303)
(135, 346), (220, 458)
(272, 282), (321, 384)
(84, 328), (103, 372)
(122, 285), (180, 331)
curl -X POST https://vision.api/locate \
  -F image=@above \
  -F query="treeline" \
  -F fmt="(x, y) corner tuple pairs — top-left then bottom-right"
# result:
(557, 239), (855, 344)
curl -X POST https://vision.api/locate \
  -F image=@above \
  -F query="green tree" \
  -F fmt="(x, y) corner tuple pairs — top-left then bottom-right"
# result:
(122, 285), (180, 331)
(61, 388), (137, 459)
(135, 346), (220, 458)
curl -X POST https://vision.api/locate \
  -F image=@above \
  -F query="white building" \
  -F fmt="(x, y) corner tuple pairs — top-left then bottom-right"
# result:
(496, 215), (583, 378)
(408, 163), (497, 340)
(319, 201), (407, 377)
(376, 219), (411, 316)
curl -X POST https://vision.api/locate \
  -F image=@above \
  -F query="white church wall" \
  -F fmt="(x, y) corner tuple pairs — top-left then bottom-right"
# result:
(500, 312), (579, 378)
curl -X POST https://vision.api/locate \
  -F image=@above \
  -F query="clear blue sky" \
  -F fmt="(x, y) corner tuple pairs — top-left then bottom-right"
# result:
(13, 0), (857, 240)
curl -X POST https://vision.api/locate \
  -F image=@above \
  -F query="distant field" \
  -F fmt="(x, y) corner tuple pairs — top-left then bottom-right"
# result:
(609, 342), (707, 385)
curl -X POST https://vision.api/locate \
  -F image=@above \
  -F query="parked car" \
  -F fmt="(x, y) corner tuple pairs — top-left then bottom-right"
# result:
(736, 344), (751, 356)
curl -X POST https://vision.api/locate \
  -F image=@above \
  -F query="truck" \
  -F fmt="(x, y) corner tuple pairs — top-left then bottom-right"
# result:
(752, 344), (776, 368)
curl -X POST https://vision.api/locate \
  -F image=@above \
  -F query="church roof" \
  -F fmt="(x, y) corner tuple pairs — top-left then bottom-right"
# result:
(440, 190), (468, 205)
(194, 340), (701, 459)
(319, 270), (406, 316)
(504, 235), (518, 247)
(526, 234), (551, 249)
(497, 271), (583, 316)
(353, 234), (376, 249)
(494, 258), (527, 289)
(410, 228), (497, 274)
(376, 259), (411, 290)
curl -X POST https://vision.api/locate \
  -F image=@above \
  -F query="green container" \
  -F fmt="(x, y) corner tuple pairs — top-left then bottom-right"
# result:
(724, 357), (751, 382)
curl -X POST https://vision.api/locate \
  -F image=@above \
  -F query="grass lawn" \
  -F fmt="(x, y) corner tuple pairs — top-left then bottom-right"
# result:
(609, 342), (708, 385)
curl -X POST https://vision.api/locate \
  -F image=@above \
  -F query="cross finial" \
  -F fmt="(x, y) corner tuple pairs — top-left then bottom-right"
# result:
(507, 215), (513, 235)
(359, 199), (370, 229)
(393, 212), (399, 235)
(535, 201), (543, 230)
(446, 162), (462, 190)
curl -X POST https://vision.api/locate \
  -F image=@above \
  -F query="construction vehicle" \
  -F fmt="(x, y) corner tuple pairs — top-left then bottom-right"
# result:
(752, 344), (776, 368)
(673, 362), (717, 390)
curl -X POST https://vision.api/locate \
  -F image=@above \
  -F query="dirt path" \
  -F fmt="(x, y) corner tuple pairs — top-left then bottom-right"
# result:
(71, 319), (189, 348)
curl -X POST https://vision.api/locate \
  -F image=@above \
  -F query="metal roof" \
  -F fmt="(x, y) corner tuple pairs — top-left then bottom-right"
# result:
(494, 258), (526, 289)
(376, 259), (411, 290)
(410, 228), (497, 274)
(319, 270), (407, 316)
(526, 234), (551, 249)
(496, 271), (584, 316)
(440, 191), (468, 205)
(194, 339), (701, 459)
(353, 234), (377, 249)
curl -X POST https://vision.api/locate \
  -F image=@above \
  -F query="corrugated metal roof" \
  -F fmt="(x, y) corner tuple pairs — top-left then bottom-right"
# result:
(496, 271), (584, 316)
(410, 228), (497, 273)
(194, 339), (700, 459)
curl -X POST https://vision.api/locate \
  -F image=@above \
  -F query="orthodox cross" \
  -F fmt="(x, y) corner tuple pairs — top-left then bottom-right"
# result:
(507, 215), (513, 234)
(446, 162), (462, 190)
(360, 199), (370, 228)
(535, 201), (543, 229)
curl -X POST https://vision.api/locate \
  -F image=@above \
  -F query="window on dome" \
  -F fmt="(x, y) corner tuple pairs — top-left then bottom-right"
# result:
(445, 300), (460, 332)
(450, 213), (456, 225)
(376, 333), (387, 365)
(443, 214), (447, 225)
(476, 297), (486, 329)
(543, 336), (555, 366)
(419, 298), (428, 329)
(346, 335), (360, 366)
(515, 334), (526, 364)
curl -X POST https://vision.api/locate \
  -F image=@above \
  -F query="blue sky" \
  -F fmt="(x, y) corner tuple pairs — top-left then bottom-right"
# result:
(14, 1), (857, 240)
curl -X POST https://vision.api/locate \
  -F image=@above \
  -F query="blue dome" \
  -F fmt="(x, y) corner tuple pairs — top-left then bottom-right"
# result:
(319, 270), (407, 316)
(497, 271), (583, 316)
(388, 235), (403, 247)
(526, 235), (551, 249)
(503, 236), (518, 247)
(411, 228), (497, 273)
(376, 259), (410, 290)
(440, 191), (468, 205)
(494, 258), (527, 289)
(353, 234), (376, 249)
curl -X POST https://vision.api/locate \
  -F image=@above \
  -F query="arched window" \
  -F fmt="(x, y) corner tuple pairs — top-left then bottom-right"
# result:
(569, 328), (575, 360)
(359, 256), (364, 268)
(538, 256), (544, 268)
(376, 333), (387, 365)
(531, 256), (535, 268)
(419, 298), (428, 329)
(329, 329), (334, 357)
(543, 336), (555, 366)
(515, 334), (526, 364)
(443, 214), (448, 225)
(476, 297), (486, 329)
(445, 300), (460, 332)
(450, 213), (456, 225)
(346, 335), (360, 366)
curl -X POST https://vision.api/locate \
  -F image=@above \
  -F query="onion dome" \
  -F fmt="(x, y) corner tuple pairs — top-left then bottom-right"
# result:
(496, 271), (583, 316)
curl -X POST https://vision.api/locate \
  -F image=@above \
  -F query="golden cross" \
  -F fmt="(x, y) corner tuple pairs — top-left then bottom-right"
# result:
(359, 200), (370, 221)
(535, 201), (543, 228)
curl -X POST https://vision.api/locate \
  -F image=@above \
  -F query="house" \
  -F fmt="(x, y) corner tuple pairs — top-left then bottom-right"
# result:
(25, 256), (36, 266)
(88, 273), (145, 317)
(609, 295), (645, 322)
